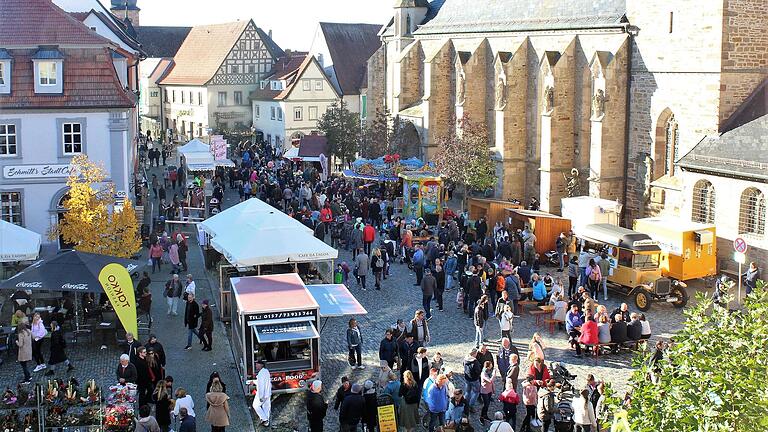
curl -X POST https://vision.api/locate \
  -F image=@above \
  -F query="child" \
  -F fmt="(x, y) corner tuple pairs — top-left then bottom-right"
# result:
(340, 261), (351, 285)
(521, 375), (538, 432)
(334, 264), (344, 284)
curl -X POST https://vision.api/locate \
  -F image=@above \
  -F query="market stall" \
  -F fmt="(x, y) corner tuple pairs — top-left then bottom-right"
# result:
(0, 219), (42, 262)
(506, 208), (572, 258)
(398, 171), (445, 223)
(342, 156), (427, 182)
(231, 274), (366, 394)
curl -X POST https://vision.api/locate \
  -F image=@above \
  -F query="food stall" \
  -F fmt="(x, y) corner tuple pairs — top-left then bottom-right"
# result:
(506, 208), (572, 256)
(466, 197), (523, 229)
(633, 217), (717, 281)
(399, 171), (445, 224)
(230, 274), (366, 394)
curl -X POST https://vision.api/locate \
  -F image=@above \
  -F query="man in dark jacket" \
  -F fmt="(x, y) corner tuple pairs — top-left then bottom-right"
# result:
(116, 354), (137, 384)
(465, 270), (482, 315)
(134, 347), (153, 406)
(626, 313), (643, 341)
(333, 376), (351, 413)
(306, 380), (327, 432)
(475, 217), (488, 241)
(610, 314), (629, 352)
(463, 348), (482, 407)
(339, 383), (365, 431)
(178, 407), (196, 432)
(421, 268), (436, 320)
(398, 335), (417, 380)
(183, 293), (202, 350)
(121, 332), (143, 364)
(199, 300), (214, 352)
(378, 330), (398, 369)
(610, 303), (631, 324)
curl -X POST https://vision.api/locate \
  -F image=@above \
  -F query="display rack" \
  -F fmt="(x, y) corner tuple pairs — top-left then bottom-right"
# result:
(0, 384), (43, 432)
(41, 379), (102, 431)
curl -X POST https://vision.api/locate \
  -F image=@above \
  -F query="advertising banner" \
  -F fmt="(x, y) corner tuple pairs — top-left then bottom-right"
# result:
(377, 394), (398, 432)
(211, 135), (227, 161)
(269, 369), (317, 391)
(98, 263), (138, 337)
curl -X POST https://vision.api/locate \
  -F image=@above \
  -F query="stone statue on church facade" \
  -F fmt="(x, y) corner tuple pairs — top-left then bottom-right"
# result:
(543, 85), (554, 113)
(564, 168), (582, 197)
(495, 77), (507, 110)
(456, 73), (466, 106)
(592, 89), (605, 119)
(643, 154), (653, 202)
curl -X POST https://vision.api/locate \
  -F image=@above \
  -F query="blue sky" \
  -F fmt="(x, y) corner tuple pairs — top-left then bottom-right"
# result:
(139, 0), (393, 51)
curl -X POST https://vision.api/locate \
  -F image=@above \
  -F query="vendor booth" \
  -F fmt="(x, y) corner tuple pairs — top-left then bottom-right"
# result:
(231, 273), (366, 394)
(506, 208), (572, 257)
(633, 217), (717, 281)
(399, 171), (444, 223)
(342, 156), (427, 182)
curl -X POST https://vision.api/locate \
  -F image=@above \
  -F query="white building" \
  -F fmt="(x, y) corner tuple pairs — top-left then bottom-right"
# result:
(0, 0), (137, 249)
(158, 20), (283, 140)
(250, 53), (339, 154)
(309, 22), (382, 126)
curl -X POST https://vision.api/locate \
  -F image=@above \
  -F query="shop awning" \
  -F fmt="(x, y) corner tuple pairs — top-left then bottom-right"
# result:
(306, 284), (368, 317)
(0, 220), (41, 262)
(251, 320), (319, 343)
(186, 163), (215, 172)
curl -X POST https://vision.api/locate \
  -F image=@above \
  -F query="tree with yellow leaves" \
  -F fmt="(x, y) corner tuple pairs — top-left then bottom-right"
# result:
(51, 155), (141, 258)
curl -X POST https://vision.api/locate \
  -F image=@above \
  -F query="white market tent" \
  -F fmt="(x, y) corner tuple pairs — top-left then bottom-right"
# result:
(211, 227), (338, 267)
(199, 199), (307, 237)
(177, 138), (235, 171)
(0, 220), (42, 262)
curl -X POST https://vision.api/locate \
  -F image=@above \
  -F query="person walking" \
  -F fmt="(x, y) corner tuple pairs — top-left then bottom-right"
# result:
(398, 371), (421, 432)
(178, 407), (196, 432)
(346, 318), (364, 369)
(134, 347), (153, 407)
(306, 380), (327, 432)
(474, 295), (489, 348)
(480, 360), (496, 423)
(31, 313), (47, 372)
(150, 242), (163, 273)
(45, 321), (73, 376)
(15, 322), (32, 384)
(421, 268), (436, 320)
(412, 245), (426, 286)
(363, 223), (376, 256)
(152, 381), (173, 432)
(378, 329), (398, 370)
(744, 262), (760, 295)
(425, 374), (450, 432)
(371, 248), (384, 290)
(463, 348), (482, 408)
(433, 261), (446, 312)
(177, 235), (188, 272)
(164, 274), (182, 316)
(252, 359), (272, 426)
(199, 300), (213, 352)
(205, 377), (230, 432)
(183, 293), (203, 350)
(354, 250), (369, 291)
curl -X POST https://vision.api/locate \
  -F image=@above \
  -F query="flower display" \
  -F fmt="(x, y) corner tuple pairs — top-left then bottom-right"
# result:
(103, 404), (135, 431)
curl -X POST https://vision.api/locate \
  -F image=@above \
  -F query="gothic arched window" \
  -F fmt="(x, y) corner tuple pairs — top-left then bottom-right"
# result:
(739, 188), (766, 236)
(692, 180), (715, 224)
(664, 114), (679, 176)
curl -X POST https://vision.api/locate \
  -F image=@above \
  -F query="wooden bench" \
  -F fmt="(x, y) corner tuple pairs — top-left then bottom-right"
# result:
(543, 318), (564, 334)
(581, 339), (649, 357)
(518, 300), (538, 311)
(529, 309), (550, 325)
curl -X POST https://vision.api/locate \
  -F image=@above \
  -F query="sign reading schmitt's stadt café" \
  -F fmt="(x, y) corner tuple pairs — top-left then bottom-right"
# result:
(3, 164), (73, 179)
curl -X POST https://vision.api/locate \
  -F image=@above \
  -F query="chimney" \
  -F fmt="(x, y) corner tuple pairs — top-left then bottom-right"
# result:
(268, 29), (273, 40)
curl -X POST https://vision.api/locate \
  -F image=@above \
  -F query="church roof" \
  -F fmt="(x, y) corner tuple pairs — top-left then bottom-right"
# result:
(415, 0), (626, 35)
(678, 115), (768, 182)
(319, 22), (382, 95)
(719, 78), (768, 133)
(134, 26), (192, 58)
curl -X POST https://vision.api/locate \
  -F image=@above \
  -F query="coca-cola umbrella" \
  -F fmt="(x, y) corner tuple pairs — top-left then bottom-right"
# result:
(0, 250), (143, 293)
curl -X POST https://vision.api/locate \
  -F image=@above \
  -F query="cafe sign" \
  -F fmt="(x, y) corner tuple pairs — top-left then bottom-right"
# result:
(3, 164), (73, 180)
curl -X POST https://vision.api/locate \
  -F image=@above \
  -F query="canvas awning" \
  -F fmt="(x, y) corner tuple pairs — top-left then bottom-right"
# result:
(200, 199), (307, 237)
(0, 220), (41, 262)
(306, 284), (368, 317)
(211, 227), (337, 267)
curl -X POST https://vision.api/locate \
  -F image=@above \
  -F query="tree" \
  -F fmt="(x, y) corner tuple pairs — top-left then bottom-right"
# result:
(603, 282), (768, 432)
(432, 115), (496, 205)
(317, 100), (360, 166)
(51, 155), (141, 258)
(360, 110), (422, 159)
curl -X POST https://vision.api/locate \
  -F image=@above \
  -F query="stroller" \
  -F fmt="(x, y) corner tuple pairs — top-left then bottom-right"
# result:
(550, 362), (577, 392)
(553, 390), (575, 432)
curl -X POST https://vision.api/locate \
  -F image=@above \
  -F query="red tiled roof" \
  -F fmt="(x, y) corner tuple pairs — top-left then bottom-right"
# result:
(159, 21), (250, 86)
(0, 0), (113, 47)
(0, 48), (137, 109)
(149, 58), (174, 84)
(248, 52), (309, 101)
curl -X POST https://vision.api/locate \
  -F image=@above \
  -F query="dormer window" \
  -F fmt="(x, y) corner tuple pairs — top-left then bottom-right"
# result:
(0, 56), (10, 94)
(260, 81), (266, 90)
(32, 48), (63, 94)
(270, 81), (284, 91)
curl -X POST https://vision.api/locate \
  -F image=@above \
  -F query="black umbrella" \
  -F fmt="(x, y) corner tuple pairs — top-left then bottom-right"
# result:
(0, 250), (144, 293)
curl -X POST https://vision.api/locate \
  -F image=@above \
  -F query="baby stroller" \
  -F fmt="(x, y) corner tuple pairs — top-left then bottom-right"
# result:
(550, 362), (577, 392)
(553, 391), (575, 432)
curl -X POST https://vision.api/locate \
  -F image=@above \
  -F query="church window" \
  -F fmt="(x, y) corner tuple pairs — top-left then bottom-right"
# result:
(692, 180), (715, 224)
(739, 188), (766, 237)
(664, 115), (679, 176)
(406, 14), (412, 35)
(669, 12), (674, 33)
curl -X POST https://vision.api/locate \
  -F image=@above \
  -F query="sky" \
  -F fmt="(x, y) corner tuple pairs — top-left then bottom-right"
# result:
(138, 0), (393, 51)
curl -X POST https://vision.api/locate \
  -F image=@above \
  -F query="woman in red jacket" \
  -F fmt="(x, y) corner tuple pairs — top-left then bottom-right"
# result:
(578, 315), (599, 355)
(363, 224), (376, 256)
(528, 357), (551, 388)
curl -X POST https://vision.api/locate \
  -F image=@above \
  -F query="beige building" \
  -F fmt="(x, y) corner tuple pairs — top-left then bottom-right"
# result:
(368, 0), (767, 219)
(250, 53), (340, 154)
(158, 20), (283, 139)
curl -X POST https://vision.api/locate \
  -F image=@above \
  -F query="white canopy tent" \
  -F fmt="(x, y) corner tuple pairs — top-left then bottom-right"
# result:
(199, 199), (307, 238)
(177, 138), (212, 165)
(211, 227), (338, 267)
(0, 220), (42, 262)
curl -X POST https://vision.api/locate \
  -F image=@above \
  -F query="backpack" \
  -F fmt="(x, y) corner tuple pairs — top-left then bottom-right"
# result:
(537, 391), (556, 421)
(589, 266), (601, 281)
(495, 275), (506, 292)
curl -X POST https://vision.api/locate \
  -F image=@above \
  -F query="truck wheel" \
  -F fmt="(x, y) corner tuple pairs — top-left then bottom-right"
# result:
(634, 289), (651, 312)
(671, 286), (689, 308)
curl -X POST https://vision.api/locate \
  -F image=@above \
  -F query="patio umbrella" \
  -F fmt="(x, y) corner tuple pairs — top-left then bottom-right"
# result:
(0, 250), (143, 293)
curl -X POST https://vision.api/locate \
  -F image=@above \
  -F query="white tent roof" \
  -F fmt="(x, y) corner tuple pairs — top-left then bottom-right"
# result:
(178, 138), (210, 155)
(199, 199), (310, 237)
(283, 146), (300, 160)
(0, 220), (41, 262)
(211, 227), (338, 267)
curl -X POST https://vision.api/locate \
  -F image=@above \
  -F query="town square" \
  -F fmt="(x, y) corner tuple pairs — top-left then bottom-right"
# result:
(0, 0), (766, 431)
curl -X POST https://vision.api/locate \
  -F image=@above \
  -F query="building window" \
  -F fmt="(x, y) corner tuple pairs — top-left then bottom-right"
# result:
(218, 92), (227, 106)
(189, 91), (193, 104)
(231, 65), (239, 74)
(270, 106), (276, 120)
(294, 107), (303, 121)
(248, 64), (255, 74)
(739, 188), (766, 237)
(255, 105), (260, 118)
(314, 80), (323, 91)
(0, 124), (17, 156)
(62, 123), (83, 154)
(38, 62), (57, 86)
(303, 80), (311, 91)
(198, 123), (203, 137)
(172, 90), (176, 103)
(664, 115), (679, 176)
(669, 11), (674, 33)
(0, 62), (5, 85)
(260, 81), (266, 90)
(361, 95), (368, 119)
(198, 92), (203, 105)
(234, 91), (243, 105)
(308, 106), (318, 121)
(691, 180), (715, 224)
(267, 134), (272, 144)
(164, 89), (168, 99)
(150, 91), (159, 97)
(277, 107), (283, 121)
(0, 59), (11, 93)
(0, 192), (22, 225)
(181, 91), (185, 104)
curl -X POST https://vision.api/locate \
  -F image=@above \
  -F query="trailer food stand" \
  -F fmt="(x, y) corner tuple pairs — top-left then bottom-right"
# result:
(633, 217), (717, 281)
(231, 274), (366, 394)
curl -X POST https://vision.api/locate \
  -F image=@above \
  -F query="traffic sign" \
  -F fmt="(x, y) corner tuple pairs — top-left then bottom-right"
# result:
(733, 237), (748, 254)
(734, 252), (747, 264)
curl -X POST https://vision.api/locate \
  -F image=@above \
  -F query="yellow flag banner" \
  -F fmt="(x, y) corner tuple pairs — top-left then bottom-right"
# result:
(98, 263), (138, 337)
